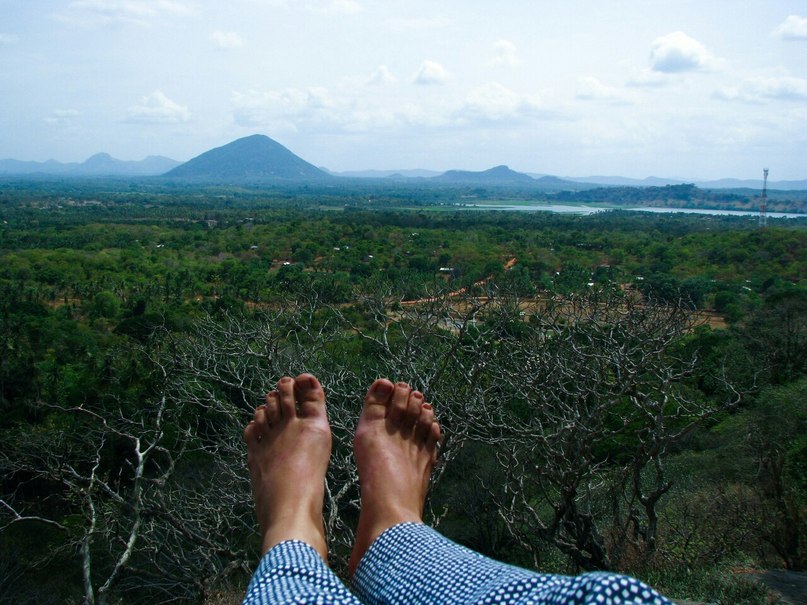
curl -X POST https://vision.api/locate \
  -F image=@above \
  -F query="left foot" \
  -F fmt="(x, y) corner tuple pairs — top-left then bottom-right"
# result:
(243, 373), (332, 560)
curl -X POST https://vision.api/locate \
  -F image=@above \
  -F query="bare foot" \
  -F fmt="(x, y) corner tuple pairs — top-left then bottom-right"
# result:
(348, 379), (441, 576)
(243, 373), (332, 560)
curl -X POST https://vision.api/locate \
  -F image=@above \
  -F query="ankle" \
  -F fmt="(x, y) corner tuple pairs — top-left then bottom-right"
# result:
(262, 521), (327, 558)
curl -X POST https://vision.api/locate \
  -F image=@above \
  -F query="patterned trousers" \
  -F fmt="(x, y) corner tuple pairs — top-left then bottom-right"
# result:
(243, 523), (672, 605)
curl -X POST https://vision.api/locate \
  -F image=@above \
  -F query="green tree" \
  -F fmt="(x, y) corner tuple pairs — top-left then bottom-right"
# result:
(741, 288), (807, 384)
(747, 379), (807, 570)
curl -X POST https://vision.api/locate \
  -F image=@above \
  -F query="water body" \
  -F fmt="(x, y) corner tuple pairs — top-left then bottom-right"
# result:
(631, 207), (806, 219)
(473, 204), (604, 215)
(473, 204), (807, 219)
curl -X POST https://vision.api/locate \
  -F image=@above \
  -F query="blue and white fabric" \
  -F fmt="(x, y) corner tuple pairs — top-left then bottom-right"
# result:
(244, 523), (672, 605)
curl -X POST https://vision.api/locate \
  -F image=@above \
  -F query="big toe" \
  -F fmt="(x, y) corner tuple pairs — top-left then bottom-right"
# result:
(294, 373), (327, 419)
(362, 378), (395, 422)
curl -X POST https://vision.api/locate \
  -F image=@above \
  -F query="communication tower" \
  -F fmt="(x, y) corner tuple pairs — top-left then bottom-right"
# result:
(759, 168), (769, 228)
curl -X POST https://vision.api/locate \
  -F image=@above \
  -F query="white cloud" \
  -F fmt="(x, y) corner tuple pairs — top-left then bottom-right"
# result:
(412, 60), (449, 85)
(774, 15), (807, 40)
(0, 33), (19, 45)
(626, 69), (667, 88)
(367, 65), (396, 86)
(385, 17), (452, 31)
(244, 0), (288, 5)
(306, 0), (362, 15)
(331, 0), (361, 14)
(459, 83), (545, 122)
(230, 85), (449, 134)
(649, 31), (723, 73)
(44, 109), (81, 126)
(575, 77), (633, 104)
(56, 0), (194, 27)
(489, 39), (519, 67)
(211, 31), (245, 49)
(251, 0), (361, 13)
(231, 87), (336, 130)
(230, 80), (556, 136)
(715, 76), (807, 103)
(127, 91), (191, 123)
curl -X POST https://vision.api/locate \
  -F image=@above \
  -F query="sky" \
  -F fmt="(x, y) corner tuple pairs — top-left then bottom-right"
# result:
(1, 1), (807, 180)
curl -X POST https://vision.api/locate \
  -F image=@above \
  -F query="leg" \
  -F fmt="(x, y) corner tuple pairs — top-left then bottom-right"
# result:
(349, 379), (672, 605)
(242, 374), (360, 605)
(353, 524), (672, 605)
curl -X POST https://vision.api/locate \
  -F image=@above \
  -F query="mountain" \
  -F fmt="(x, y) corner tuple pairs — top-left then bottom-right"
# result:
(546, 174), (807, 191)
(694, 178), (807, 191)
(428, 165), (592, 190)
(74, 153), (181, 176)
(4, 137), (805, 190)
(553, 175), (686, 187)
(165, 135), (330, 181)
(530, 175), (596, 192)
(324, 168), (442, 179)
(0, 154), (180, 176)
(432, 165), (538, 185)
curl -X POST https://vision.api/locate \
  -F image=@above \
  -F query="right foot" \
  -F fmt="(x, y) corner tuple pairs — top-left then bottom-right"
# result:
(243, 374), (332, 561)
(348, 379), (441, 576)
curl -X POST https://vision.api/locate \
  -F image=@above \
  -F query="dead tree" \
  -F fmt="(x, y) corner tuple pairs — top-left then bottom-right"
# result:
(160, 286), (499, 569)
(1, 282), (737, 601)
(475, 289), (736, 571)
(0, 353), (253, 604)
(160, 284), (733, 573)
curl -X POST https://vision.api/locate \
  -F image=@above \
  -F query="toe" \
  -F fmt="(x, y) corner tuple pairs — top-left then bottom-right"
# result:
(243, 420), (256, 444)
(415, 403), (434, 442)
(254, 404), (269, 428)
(388, 382), (411, 424)
(427, 422), (442, 462)
(363, 379), (394, 422)
(403, 391), (423, 432)
(264, 391), (281, 425)
(295, 373), (327, 418)
(244, 406), (270, 444)
(276, 377), (297, 419)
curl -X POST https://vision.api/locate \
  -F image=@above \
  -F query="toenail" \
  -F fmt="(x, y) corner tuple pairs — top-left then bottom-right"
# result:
(422, 403), (432, 410)
(412, 391), (423, 400)
(280, 377), (292, 383)
(372, 381), (393, 396)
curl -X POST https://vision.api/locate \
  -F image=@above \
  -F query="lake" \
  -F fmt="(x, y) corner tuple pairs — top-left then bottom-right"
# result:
(473, 203), (807, 219)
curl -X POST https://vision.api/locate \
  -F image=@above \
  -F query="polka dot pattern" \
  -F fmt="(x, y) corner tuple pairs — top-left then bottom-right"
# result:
(243, 540), (360, 605)
(244, 523), (673, 605)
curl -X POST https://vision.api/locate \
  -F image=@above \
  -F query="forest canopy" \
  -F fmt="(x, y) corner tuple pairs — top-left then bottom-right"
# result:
(1, 181), (805, 604)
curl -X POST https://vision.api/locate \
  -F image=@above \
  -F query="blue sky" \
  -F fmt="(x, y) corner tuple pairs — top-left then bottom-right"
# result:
(1, 0), (806, 179)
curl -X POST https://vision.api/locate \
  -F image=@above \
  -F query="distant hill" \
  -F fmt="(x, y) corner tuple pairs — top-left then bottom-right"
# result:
(3, 136), (805, 191)
(554, 175), (686, 187)
(694, 177), (807, 191)
(165, 135), (331, 181)
(432, 165), (538, 185)
(428, 165), (593, 191)
(531, 175), (596, 192)
(324, 168), (441, 179)
(0, 154), (180, 176)
(549, 174), (807, 191)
